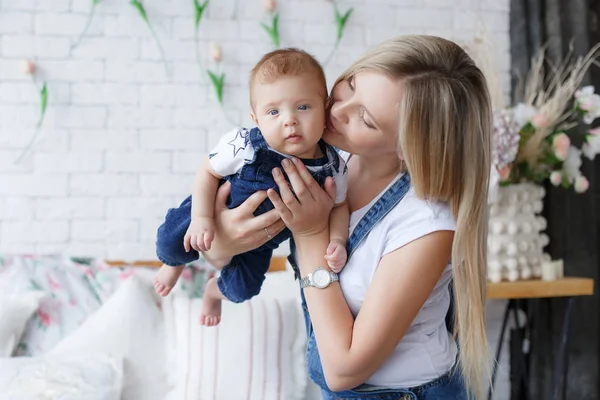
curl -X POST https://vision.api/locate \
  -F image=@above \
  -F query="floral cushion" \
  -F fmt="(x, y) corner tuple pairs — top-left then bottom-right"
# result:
(0, 254), (217, 356)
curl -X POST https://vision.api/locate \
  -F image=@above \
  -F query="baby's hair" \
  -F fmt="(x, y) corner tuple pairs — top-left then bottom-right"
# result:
(249, 48), (327, 107)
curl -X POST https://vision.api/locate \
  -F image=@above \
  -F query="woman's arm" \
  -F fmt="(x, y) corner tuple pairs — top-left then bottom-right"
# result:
(201, 181), (286, 269)
(268, 158), (453, 391)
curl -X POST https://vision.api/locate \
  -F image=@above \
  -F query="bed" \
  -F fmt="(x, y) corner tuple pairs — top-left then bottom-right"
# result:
(0, 254), (321, 400)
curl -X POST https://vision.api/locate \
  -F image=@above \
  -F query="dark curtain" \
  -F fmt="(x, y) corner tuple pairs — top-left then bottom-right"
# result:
(510, 0), (600, 399)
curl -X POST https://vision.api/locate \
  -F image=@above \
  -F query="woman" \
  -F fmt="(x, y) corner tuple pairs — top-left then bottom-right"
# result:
(203, 35), (492, 399)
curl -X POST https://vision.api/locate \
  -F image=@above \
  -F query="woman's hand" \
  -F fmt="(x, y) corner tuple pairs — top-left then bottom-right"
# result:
(202, 181), (286, 268)
(267, 158), (336, 238)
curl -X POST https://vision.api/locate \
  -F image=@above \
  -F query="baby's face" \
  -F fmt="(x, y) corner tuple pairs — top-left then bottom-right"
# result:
(251, 73), (326, 159)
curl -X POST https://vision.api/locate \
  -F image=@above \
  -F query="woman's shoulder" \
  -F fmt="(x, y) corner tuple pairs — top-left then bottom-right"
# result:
(379, 187), (455, 256)
(393, 187), (455, 224)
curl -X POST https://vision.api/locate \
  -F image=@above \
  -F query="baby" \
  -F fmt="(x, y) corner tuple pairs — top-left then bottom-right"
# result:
(154, 48), (349, 326)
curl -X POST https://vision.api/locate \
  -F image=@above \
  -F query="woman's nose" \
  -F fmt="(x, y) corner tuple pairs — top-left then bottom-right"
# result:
(330, 100), (349, 124)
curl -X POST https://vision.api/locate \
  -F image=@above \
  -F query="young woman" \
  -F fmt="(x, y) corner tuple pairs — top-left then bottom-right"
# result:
(203, 35), (492, 399)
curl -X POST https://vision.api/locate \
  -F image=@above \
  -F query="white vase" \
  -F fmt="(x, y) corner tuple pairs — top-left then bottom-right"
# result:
(487, 183), (551, 282)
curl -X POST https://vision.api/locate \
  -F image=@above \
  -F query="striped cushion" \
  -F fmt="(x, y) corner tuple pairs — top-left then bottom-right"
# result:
(163, 291), (307, 400)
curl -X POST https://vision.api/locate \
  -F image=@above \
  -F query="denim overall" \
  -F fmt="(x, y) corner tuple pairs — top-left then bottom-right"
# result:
(156, 127), (342, 303)
(287, 173), (467, 400)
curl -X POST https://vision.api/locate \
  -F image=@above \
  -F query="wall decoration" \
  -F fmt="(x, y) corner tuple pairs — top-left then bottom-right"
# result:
(260, 0), (280, 48)
(15, 61), (48, 164)
(324, 0), (353, 65)
(193, 0), (210, 84)
(130, 0), (170, 76)
(207, 43), (225, 104)
(71, 0), (100, 51)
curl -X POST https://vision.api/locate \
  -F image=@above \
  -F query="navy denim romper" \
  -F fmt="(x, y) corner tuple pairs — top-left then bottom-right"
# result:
(287, 173), (468, 400)
(156, 127), (342, 303)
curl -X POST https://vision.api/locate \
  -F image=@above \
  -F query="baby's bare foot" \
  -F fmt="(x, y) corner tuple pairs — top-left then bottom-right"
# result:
(153, 265), (184, 297)
(199, 277), (223, 327)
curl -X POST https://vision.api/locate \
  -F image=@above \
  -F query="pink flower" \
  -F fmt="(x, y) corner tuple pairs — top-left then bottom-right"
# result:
(23, 60), (35, 75)
(210, 43), (222, 63)
(532, 113), (548, 128)
(263, 0), (276, 13)
(589, 127), (600, 135)
(552, 133), (571, 161)
(119, 269), (134, 281)
(37, 309), (52, 327)
(574, 176), (590, 193)
(498, 165), (511, 181)
(47, 274), (61, 290)
(550, 171), (562, 187)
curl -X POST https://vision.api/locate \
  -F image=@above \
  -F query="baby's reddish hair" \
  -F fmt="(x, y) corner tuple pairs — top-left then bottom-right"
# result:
(249, 48), (327, 107)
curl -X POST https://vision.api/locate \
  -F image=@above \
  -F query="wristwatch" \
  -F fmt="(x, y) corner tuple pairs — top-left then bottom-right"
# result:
(300, 267), (339, 289)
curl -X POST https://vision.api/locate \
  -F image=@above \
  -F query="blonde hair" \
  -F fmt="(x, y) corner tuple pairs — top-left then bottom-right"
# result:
(249, 48), (327, 108)
(335, 35), (492, 399)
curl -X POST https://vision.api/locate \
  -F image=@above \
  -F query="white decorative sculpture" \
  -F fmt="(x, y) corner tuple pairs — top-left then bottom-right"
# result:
(487, 183), (550, 282)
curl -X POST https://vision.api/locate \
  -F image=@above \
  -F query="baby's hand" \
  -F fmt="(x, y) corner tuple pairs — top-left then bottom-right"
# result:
(184, 217), (215, 252)
(324, 238), (347, 273)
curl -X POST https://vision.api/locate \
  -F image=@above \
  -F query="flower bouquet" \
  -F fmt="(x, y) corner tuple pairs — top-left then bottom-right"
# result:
(492, 44), (600, 193)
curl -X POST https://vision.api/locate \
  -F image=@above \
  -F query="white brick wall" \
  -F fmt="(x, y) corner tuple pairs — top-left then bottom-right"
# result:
(0, 0), (510, 260)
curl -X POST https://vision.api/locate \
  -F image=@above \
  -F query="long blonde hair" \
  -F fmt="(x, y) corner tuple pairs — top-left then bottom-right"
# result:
(335, 35), (492, 399)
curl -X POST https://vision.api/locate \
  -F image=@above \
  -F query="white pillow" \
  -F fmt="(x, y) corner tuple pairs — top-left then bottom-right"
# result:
(163, 272), (307, 400)
(49, 276), (170, 400)
(0, 354), (123, 400)
(0, 291), (44, 357)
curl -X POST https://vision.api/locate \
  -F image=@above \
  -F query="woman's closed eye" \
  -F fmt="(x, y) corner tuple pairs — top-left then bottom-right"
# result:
(347, 76), (375, 129)
(360, 109), (375, 129)
(347, 76), (355, 91)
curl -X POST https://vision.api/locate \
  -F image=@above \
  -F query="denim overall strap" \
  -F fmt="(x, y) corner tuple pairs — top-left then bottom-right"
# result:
(346, 173), (411, 259)
(248, 126), (268, 150)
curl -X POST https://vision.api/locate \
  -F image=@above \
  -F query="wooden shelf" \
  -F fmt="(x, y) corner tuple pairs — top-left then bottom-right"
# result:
(487, 277), (595, 300)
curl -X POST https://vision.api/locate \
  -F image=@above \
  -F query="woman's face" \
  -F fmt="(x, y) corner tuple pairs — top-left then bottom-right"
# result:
(323, 71), (404, 157)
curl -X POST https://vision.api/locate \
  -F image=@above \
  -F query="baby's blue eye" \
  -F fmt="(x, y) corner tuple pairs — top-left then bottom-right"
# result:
(268, 110), (279, 116)
(298, 105), (308, 111)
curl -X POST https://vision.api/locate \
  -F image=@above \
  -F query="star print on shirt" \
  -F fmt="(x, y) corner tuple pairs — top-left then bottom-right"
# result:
(228, 129), (250, 157)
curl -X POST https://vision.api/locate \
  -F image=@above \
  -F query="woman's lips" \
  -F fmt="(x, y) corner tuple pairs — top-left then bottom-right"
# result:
(326, 117), (340, 135)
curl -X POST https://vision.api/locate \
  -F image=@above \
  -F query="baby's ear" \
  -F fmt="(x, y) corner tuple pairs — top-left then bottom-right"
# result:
(250, 112), (259, 126)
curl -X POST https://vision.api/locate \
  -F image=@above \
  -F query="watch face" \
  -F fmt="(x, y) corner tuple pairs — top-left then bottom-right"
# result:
(312, 269), (330, 288)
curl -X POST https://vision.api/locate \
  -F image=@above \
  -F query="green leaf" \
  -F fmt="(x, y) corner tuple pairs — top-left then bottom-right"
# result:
(194, 0), (209, 30)
(561, 175), (570, 189)
(130, 0), (148, 24)
(260, 14), (279, 48)
(208, 70), (225, 104)
(38, 83), (48, 127)
(334, 6), (353, 41)
(260, 22), (272, 35)
(92, 0), (100, 4)
(272, 14), (279, 47)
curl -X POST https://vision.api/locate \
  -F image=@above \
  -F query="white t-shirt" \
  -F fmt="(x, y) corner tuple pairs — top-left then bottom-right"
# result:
(338, 152), (457, 388)
(209, 127), (348, 204)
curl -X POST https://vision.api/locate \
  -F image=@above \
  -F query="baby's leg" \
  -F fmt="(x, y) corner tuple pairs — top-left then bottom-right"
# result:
(155, 195), (199, 296)
(153, 264), (185, 297)
(199, 277), (226, 326)
(200, 247), (273, 326)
